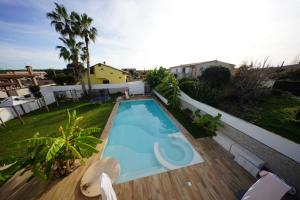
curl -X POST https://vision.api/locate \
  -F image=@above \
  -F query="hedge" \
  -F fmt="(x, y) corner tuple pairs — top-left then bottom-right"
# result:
(273, 80), (300, 96)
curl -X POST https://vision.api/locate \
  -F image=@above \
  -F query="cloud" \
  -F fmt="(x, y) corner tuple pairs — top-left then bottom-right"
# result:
(0, 0), (300, 69)
(0, 20), (54, 35)
(0, 42), (64, 69)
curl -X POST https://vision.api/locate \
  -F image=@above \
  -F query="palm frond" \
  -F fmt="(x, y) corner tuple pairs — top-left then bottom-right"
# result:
(14, 137), (55, 149)
(79, 127), (101, 136)
(46, 139), (65, 162)
(75, 141), (98, 154)
(74, 136), (102, 146)
(66, 143), (83, 160)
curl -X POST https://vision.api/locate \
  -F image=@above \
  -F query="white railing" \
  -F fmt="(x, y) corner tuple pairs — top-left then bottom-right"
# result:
(153, 90), (300, 163)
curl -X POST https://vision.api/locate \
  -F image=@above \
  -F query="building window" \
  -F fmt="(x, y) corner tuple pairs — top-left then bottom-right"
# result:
(90, 67), (94, 74)
(102, 79), (109, 84)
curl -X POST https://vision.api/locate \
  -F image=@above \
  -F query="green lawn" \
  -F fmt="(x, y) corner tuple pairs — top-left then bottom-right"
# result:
(220, 96), (300, 144)
(0, 100), (115, 164)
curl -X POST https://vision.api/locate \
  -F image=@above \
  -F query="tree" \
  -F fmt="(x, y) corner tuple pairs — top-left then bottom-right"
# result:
(145, 67), (169, 88)
(71, 12), (97, 93)
(200, 66), (231, 88)
(232, 62), (270, 102)
(47, 3), (87, 95)
(56, 37), (87, 94)
(46, 3), (73, 39)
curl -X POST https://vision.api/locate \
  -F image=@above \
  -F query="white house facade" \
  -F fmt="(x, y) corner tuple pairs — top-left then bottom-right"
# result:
(170, 60), (235, 79)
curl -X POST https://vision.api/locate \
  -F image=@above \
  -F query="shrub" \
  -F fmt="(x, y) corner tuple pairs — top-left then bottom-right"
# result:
(192, 111), (223, 136)
(232, 64), (271, 103)
(273, 80), (300, 96)
(182, 108), (194, 119)
(145, 67), (169, 88)
(155, 73), (180, 108)
(200, 66), (231, 88)
(180, 79), (218, 106)
(29, 85), (42, 98)
(276, 107), (300, 125)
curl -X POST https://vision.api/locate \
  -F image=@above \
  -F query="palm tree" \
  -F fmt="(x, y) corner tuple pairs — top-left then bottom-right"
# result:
(47, 3), (87, 95)
(46, 3), (73, 39)
(71, 12), (97, 93)
(57, 37), (87, 95)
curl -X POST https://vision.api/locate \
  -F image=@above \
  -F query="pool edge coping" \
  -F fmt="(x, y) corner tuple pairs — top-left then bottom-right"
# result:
(97, 96), (206, 183)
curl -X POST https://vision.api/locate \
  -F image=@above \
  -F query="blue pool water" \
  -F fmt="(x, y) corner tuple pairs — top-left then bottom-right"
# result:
(102, 99), (195, 183)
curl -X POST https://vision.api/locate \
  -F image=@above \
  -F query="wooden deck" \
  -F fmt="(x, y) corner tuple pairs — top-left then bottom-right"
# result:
(0, 97), (255, 200)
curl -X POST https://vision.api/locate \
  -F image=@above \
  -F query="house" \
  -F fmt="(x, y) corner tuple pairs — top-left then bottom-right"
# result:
(83, 63), (129, 84)
(170, 60), (235, 79)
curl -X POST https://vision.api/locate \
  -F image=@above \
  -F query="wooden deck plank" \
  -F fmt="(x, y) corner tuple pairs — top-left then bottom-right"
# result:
(0, 97), (255, 200)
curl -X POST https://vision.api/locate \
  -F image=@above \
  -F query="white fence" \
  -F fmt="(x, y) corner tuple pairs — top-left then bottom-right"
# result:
(0, 81), (145, 123)
(0, 93), (56, 123)
(154, 90), (300, 163)
(47, 81), (144, 95)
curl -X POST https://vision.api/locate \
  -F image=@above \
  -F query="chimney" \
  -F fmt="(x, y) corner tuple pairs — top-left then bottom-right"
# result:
(26, 65), (33, 75)
(25, 65), (38, 86)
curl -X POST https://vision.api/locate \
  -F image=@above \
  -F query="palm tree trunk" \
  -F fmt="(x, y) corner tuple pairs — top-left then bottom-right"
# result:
(78, 65), (87, 96)
(85, 38), (92, 94)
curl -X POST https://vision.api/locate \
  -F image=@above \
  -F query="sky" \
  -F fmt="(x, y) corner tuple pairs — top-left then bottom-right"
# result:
(0, 0), (299, 70)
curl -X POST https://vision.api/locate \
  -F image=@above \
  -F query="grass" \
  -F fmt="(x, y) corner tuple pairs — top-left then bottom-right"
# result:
(220, 95), (300, 144)
(0, 100), (115, 164)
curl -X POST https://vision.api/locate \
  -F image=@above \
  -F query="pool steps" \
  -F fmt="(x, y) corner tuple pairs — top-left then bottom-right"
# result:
(154, 132), (204, 170)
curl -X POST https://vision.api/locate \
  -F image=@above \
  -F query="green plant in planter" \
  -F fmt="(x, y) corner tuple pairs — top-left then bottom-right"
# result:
(1, 109), (102, 181)
(192, 110), (223, 136)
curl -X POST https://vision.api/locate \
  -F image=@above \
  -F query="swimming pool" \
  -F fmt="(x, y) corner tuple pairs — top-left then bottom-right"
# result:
(102, 99), (203, 183)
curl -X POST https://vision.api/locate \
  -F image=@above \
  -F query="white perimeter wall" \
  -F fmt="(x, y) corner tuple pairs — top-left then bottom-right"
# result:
(0, 81), (144, 123)
(154, 90), (300, 163)
(47, 81), (144, 95)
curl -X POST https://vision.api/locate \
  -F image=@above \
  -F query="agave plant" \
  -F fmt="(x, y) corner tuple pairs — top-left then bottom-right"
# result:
(1, 110), (102, 181)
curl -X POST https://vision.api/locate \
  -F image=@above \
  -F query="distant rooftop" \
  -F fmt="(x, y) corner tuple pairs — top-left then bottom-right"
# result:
(170, 60), (235, 68)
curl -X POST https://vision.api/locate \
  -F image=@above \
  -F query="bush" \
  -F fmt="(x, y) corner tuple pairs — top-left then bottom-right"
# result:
(29, 85), (42, 98)
(231, 64), (271, 103)
(155, 73), (180, 108)
(145, 67), (169, 88)
(182, 108), (194, 119)
(276, 107), (300, 125)
(273, 80), (300, 96)
(200, 66), (231, 88)
(180, 79), (218, 106)
(192, 111), (223, 137)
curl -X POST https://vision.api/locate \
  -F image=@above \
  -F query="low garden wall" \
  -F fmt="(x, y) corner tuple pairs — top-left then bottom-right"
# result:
(0, 92), (56, 123)
(48, 81), (145, 95)
(154, 90), (300, 196)
(0, 81), (145, 123)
